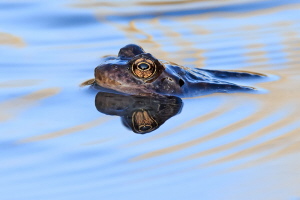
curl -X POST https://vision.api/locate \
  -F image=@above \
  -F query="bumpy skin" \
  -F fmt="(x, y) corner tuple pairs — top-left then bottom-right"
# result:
(94, 44), (265, 97)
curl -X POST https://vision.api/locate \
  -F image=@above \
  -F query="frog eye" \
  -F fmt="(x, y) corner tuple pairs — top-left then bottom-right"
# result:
(131, 58), (156, 79)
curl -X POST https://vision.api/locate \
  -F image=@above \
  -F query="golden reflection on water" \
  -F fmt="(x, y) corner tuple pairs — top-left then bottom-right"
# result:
(221, 127), (300, 172)
(95, 2), (300, 73)
(33, 0), (300, 176)
(151, 18), (206, 67)
(106, 19), (169, 60)
(94, 1), (300, 171)
(127, 96), (242, 148)
(199, 114), (299, 167)
(0, 80), (43, 88)
(137, 0), (212, 6)
(20, 116), (113, 143)
(0, 32), (26, 48)
(131, 96), (293, 162)
(71, 2), (114, 8)
(71, 0), (192, 8)
(102, 17), (207, 68)
(0, 88), (60, 122)
(0, 2), (299, 200)
(228, 3), (300, 19)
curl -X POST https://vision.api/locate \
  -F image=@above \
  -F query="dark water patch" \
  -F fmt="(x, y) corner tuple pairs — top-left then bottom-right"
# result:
(105, 0), (300, 21)
(20, 12), (100, 29)
(0, 2), (35, 10)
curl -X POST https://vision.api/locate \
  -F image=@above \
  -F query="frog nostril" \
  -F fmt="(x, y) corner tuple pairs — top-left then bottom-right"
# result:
(179, 79), (185, 87)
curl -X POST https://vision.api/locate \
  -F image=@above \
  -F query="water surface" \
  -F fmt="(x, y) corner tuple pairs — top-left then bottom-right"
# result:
(1, 0), (300, 200)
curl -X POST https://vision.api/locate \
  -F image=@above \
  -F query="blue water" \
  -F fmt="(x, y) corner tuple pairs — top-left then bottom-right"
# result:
(1, 0), (300, 199)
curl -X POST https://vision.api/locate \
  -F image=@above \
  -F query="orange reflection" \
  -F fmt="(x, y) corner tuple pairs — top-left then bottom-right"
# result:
(0, 32), (26, 48)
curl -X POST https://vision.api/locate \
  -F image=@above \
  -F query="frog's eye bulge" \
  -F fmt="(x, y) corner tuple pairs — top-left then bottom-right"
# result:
(131, 58), (156, 79)
(129, 53), (165, 82)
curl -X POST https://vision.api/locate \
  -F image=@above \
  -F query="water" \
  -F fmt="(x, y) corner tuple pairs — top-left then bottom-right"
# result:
(1, 0), (300, 199)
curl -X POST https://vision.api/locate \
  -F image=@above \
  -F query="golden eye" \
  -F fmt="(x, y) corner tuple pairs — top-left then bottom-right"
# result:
(131, 58), (156, 79)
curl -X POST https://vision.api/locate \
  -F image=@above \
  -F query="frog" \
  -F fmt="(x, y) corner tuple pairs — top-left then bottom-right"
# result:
(95, 92), (182, 134)
(83, 44), (266, 97)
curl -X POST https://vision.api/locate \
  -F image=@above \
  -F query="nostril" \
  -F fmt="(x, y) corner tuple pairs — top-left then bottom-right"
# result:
(179, 79), (185, 87)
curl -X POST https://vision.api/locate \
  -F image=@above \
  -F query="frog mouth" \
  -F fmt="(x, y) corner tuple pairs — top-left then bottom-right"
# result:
(132, 110), (158, 133)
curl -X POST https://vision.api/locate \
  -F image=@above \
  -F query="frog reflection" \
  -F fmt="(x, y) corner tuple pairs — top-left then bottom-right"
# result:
(95, 92), (183, 134)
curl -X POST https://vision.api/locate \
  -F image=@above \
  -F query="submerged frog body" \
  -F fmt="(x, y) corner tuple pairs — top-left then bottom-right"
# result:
(90, 44), (265, 97)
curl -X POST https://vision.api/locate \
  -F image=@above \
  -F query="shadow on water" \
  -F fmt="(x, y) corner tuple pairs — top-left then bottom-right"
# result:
(95, 92), (183, 134)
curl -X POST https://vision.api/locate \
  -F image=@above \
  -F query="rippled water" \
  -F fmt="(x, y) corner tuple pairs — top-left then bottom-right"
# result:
(1, 0), (300, 199)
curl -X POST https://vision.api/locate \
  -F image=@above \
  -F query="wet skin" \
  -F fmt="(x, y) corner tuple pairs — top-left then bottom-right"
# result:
(93, 44), (266, 97)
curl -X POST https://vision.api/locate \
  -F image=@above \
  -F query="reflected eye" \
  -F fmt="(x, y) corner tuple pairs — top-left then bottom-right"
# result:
(137, 63), (150, 70)
(132, 110), (158, 133)
(139, 125), (152, 132)
(131, 58), (156, 79)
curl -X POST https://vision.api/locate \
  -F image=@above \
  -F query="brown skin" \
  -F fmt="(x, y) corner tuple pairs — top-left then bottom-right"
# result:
(93, 44), (266, 97)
